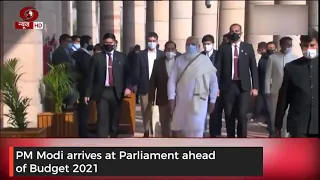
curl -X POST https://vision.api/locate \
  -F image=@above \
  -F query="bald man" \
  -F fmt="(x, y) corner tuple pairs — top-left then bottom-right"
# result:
(167, 36), (219, 138)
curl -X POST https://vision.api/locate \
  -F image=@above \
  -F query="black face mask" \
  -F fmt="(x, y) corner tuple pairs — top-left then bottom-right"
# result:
(229, 33), (241, 41)
(86, 45), (94, 51)
(103, 44), (115, 52)
(266, 50), (275, 55)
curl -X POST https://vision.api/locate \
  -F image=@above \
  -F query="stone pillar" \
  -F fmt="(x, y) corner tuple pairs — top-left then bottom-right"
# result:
(62, 1), (73, 35)
(123, 1), (146, 53)
(218, 1), (246, 45)
(307, 1), (318, 33)
(245, 1), (274, 61)
(3, 1), (44, 127)
(76, 1), (97, 44)
(100, 1), (121, 49)
(146, 1), (169, 50)
(169, 1), (193, 52)
(192, 1), (219, 50)
(273, 1), (306, 57)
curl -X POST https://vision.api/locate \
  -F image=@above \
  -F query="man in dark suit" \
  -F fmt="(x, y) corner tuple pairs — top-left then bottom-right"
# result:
(149, 40), (178, 137)
(135, 32), (165, 137)
(127, 44), (141, 104)
(52, 34), (78, 108)
(256, 42), (272, 135)
(200, 34), (221, 137)
(275, 33), (318, 138)
(84, 33), (134, 138)
(70, 35), (81, 55)
(215, 23), (259, 138)
(72, 35), (94, 137)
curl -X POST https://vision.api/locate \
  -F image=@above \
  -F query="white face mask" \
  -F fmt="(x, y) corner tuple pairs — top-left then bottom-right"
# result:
(284, 47), (292, 54)
(204, 44), (213, 52)
(303, 49), (318, 59)
(73, 43), (80, 49)
(165, 52), (176, 59)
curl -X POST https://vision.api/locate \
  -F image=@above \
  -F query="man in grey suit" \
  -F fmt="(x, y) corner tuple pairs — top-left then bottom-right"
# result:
(265, 37), (297, 137)
(52, 33), (78, 109)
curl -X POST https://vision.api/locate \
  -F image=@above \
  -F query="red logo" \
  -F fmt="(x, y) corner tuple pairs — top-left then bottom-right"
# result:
(19, 6), (39, 22)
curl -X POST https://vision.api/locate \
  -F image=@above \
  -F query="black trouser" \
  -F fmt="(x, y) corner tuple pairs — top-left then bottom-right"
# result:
(222, 80), (250, 138)
(209, 97), (223, 137)
(96, 87), (121, 138)
(78, 92), (89, 137)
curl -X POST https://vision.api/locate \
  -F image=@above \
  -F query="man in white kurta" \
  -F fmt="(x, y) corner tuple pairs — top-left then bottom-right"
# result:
(265, 37), (297, 137)
(167, 36), (219, 138)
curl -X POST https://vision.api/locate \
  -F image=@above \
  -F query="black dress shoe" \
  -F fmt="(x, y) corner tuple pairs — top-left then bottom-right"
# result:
(143, 132), (150, 138)
(110, 134), (118, 138)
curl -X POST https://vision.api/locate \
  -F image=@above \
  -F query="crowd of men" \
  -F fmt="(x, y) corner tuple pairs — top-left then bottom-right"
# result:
(51, 23), (318, 138)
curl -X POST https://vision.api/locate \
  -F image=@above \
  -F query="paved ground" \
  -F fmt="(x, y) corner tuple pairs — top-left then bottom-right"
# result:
(133, 105), (269, 138)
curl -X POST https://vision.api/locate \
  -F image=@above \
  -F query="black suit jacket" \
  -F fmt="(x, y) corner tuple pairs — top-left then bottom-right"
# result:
(201, 50), (217, 67)
(52, 46), (73, 66)
(135, 49), (165, 95)
(215, 42), (259, 92)
(85, 51), (132, 101)
(275, 57), (318, 135)
(72, 49), (92, 94)
(257, 55), (269, 94)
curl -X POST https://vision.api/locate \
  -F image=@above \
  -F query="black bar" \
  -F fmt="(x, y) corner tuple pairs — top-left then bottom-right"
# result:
(13, 147), (263, 176)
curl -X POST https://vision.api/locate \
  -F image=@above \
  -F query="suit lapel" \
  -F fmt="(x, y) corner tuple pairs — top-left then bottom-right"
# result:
(161, 58), (169, 78)
(238, 42), (244, 61)
(143, 50), (149, 68)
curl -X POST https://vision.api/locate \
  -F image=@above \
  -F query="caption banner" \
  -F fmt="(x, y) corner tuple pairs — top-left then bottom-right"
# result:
(11, 147), (263, 176)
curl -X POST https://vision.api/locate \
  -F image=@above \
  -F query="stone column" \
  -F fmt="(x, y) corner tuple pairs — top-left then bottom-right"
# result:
(123, 1), (146, 53)
(146, 1), (169, 50)
(192, 1), (219, 50)
(100, 1), (121, 49)
(169, 1), (193, 52)
(273, 1), (306, 57)
(307, 1), (318, 33)
(3, 1), (44, 127)
(218, 1), (246, 45)
(245, 1), (274, 61)
(61, 1), (73, 35)
(76, 1), (97, 44)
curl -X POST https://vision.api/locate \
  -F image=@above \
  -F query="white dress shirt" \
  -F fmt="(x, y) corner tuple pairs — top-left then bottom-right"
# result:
(165, 58), (175, 76)
(148, 50), (157, 78)
(105, 50), (114, 86)
(231, 41), (241, 79)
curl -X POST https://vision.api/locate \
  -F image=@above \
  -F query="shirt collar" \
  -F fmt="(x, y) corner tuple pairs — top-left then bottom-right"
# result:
(207, 49), (214, 56)
(232, 41), (241, 47)
(106, 50), (114, 55)
(148, 49), (157, 53)
(80, 48), (91, 55)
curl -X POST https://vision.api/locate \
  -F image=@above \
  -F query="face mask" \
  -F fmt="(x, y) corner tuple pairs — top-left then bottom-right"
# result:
(267, 50), (275, 55)
(284, 47), (292, 54)
(165, 52), (176, 59)
(147, 42), (157, 50)
(87, 45), (94, 51)
(204, 44), (213, 52)
(229, 33), (241, 42)
(186, 45), (198, 54)
(73, 43), (80, 49)
(103, 44), (115, 52)
(303, 49), (318, 59)
(67, 43), (73, 49)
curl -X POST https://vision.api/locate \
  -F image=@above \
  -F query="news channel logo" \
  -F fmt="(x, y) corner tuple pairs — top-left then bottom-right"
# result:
(15, 7), (43, 30)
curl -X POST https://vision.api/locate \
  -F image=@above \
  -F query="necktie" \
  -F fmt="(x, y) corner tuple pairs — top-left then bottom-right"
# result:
(233, 44), (239, 80)
(107, 53), (113, 86)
